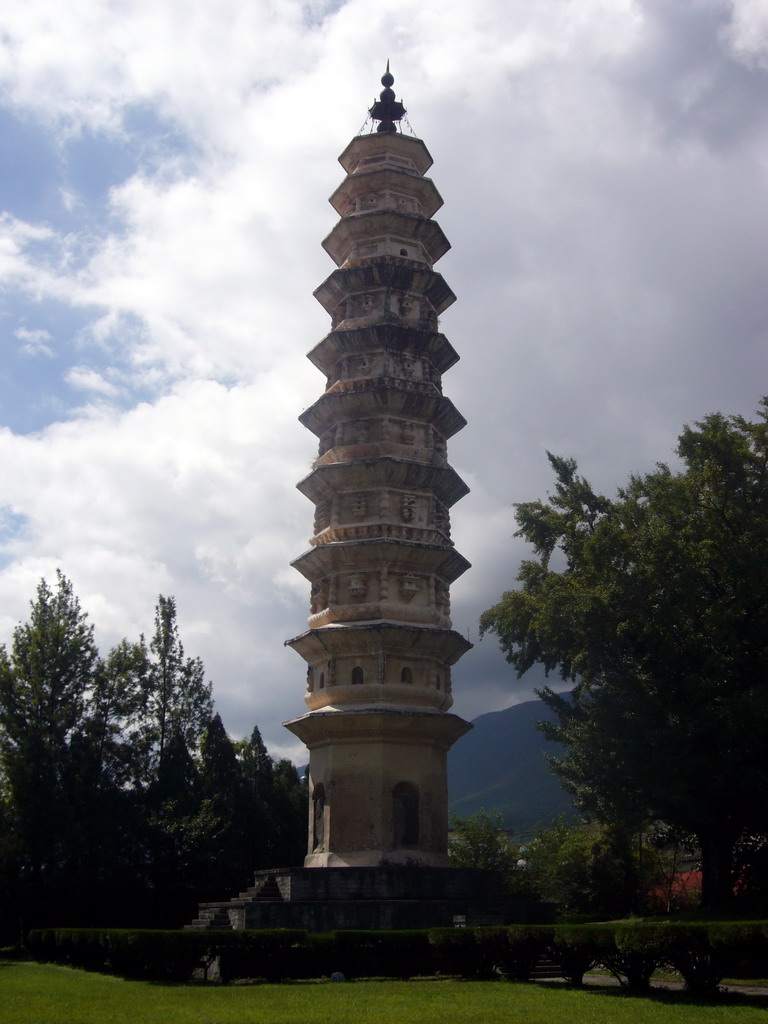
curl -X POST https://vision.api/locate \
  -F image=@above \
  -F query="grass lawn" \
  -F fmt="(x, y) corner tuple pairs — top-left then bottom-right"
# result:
(2, 962), (767, 1024)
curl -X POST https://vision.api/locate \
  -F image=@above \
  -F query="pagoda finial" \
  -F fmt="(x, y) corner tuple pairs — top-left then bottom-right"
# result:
(369, 62), (405, 134)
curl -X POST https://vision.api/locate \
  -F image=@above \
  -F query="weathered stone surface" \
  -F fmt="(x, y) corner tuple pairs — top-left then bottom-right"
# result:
(187, 865), (548, 931)
(285, 79), (472, 871)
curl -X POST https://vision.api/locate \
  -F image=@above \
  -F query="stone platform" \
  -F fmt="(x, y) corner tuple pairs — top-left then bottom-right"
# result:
(187, 865), (551, 932)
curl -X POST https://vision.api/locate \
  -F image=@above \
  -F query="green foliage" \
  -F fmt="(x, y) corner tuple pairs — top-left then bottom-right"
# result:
(0, 573), (100, 881)
(521, 819), (651, 919)
(215, 929), (309, 983)
(323, 930), (433, 979)
(0, 575), (306, 934)
(497, 925), (550, 980)
(448, 810), (529, 897)
(481, 401), (768, 910)
(606, 923), (667, 993)
(428, 926), (547, 981)
(546, 924), (611, 985)
(428, 926), (491, 979)
(146, 596), (213, 784)
(23, 922), (768, 999)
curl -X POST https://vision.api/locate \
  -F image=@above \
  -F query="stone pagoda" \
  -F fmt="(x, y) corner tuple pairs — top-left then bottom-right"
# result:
(189, 71), (522, 931)
(284, 66), (472, 869)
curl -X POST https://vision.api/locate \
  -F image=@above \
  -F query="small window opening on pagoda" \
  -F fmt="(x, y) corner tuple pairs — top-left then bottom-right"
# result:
(400, 667), (413, 684)
(351, 666), (364, 685)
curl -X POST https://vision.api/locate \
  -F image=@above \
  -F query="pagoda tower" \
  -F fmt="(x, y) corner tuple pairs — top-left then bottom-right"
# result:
(285, 68), (472, 869)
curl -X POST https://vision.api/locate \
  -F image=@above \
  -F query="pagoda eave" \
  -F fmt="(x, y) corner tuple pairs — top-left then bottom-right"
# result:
(313, 262), (456, 317)
(296, 457), (470, 507)
(284, 706), (471, 749)
(291, 539), (470, 583)
(286, 621), (473, 663)
(307, 324), (460, 377)
(299, 387), (466, 440)
(338, 133), (434, 176)
(329, 167), (444, 219)
(321, 211), (451, 267)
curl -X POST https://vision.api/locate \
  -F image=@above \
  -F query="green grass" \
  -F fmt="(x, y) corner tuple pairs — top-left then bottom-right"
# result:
(1, 961), (766, 1024)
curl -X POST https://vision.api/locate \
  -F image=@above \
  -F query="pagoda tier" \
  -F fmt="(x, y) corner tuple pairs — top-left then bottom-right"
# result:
(307, 324), (460, 379)
(286, 70), (472, 869)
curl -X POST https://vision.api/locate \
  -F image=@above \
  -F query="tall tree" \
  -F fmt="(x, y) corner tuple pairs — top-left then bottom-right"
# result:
(480, 402), (768, 909)
(140, 595), (213, 790)
(0, 571), (100, 882)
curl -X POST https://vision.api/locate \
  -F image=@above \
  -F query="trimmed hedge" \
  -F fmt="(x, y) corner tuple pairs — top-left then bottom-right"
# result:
(547, 924), (614, 986)
(25, 920), (768, 994)
(214, 930), (309, 983)
(26, 928), (205, 981)
(324, 930), (434, 979)
(623, 922), (768, 996)
(603, 924), (664, 993)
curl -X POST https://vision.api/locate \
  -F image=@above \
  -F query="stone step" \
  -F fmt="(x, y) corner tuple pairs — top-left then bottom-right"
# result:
(530, 957), (564, 980)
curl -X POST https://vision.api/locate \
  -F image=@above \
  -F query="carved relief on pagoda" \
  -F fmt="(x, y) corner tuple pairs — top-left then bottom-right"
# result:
(325, 375), (439, 400)
(312, 500), (331, 536)
(332, 350), (434, 385)
(352, 190), (422, 216)
(430, 498), (452, 539)
(306, 567), (454, 630)
(319, 427), (443, 472)
(303, 650), (455, 712)
(347, 240), (428, 265)
(311, 490), (459, 547)
(330, 287), (438, 330)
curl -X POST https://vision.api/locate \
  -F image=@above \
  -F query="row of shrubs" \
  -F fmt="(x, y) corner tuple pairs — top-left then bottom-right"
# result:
(26, 921), (768, 997)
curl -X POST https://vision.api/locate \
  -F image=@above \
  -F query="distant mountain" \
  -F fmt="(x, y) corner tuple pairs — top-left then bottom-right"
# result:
(447, 698), (576, 840)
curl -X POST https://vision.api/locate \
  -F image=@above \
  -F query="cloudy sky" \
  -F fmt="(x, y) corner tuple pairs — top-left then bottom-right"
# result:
(1, 0), (767, 761)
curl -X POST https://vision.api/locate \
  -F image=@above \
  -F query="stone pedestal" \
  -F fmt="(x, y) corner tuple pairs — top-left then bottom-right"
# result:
(188, 865), (550, 932)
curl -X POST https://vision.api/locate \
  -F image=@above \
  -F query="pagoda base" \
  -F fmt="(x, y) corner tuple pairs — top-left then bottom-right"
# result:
(187, 865), (553, 932)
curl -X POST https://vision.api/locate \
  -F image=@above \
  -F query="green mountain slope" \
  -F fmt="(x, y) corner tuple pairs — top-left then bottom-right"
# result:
(447, 698), (576, 840)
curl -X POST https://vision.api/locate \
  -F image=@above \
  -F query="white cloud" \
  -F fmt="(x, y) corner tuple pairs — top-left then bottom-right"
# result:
(66, 365), (119, 395)
(0, 0), (766, 763)
(726, 0), (768, 68)
(15, 325), (53, 357)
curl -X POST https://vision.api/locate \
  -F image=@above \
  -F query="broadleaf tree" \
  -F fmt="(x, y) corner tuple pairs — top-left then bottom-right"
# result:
(480, 401), (768, 909)
(448, 810), (528, 897)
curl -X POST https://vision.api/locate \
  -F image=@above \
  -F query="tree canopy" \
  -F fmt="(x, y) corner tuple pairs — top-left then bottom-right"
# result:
(0, 574), (306, 940)
(448, 810), (524, 895)
(480, 401), (768, 909)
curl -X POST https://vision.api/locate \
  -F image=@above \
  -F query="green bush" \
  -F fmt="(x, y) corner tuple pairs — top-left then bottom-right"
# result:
(24, 920), (768, 993)
(601, 924), (665, 993)
(428, 927), (483, 978)
(27, 928), (111, 972)
(26, 929), (60, 964)
(324, 930), (433, 979)
(215, 930), (309, 984)
(497, 926), (550, 981)
(104, 930), (208, 982)
(658, 922), (768, 996)
(546, 925), (613, 986)
(28, 928), (206, 981)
